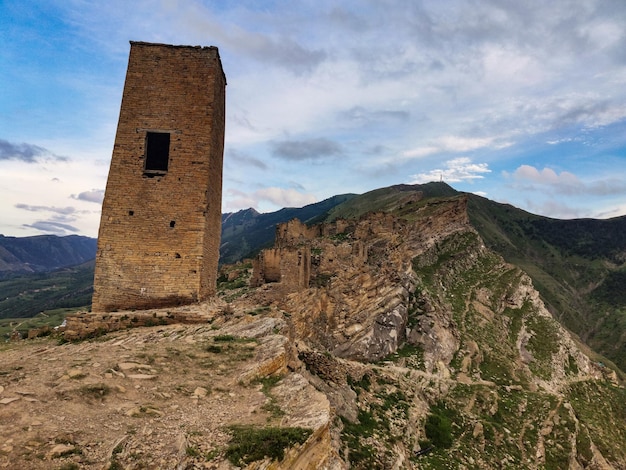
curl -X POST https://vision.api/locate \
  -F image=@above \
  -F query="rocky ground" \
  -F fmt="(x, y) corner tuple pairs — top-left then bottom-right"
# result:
(0, 302), (333, 470)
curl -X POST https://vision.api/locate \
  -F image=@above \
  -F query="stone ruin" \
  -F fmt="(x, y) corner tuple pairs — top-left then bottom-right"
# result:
(250, 213), (399, 295)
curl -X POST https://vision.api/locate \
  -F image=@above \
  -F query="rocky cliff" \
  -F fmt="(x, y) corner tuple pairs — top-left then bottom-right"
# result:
(1, 194), (625, 469)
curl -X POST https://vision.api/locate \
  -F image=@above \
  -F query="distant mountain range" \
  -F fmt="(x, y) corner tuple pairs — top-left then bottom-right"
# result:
(0, 234), (96, 279)
(2, 183), (625, 375)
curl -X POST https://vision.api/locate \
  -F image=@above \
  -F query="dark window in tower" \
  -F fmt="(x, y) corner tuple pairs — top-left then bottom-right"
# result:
(144, 132), (170, 172)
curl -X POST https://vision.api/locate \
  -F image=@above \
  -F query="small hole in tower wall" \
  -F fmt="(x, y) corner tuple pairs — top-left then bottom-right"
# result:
(170, 220), (176, 228)
(129, 210), (134, 216)
(175, 253), (181, 258)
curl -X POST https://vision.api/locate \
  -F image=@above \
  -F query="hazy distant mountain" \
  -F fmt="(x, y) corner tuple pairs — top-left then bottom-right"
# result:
(0, 234), (97, 279)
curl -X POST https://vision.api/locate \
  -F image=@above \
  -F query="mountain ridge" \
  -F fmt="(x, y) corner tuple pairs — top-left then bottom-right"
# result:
(0, 234), (96, 279)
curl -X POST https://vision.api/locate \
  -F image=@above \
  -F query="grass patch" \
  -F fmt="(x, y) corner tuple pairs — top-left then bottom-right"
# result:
(248, 306), (271, 315)
(424, 403), (454, 449)
(186, 445), (200, 457)
(347, 373), (371, 393)
(205, 334), (257, 358)
(213, 334), (237, 342)
(225, 425), (312, 466)
(253, 375), (285, 419)
(340, 410), (379, 469)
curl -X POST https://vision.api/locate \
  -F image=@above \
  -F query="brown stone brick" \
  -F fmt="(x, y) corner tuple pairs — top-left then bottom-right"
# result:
(92, 42), (226, 312)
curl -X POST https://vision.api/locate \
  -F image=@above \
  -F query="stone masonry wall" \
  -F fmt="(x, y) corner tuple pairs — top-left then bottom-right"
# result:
(92, 42), (226, 312)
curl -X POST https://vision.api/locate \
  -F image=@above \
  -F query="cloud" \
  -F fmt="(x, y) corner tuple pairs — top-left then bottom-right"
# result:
(225, 188), (259, 211)
(238, 35), (327, 75)
(255, 187), (317, 208)
(20, 209), (82, 235)
(595, 202), (626, 219)
(228, 150), (268, 170)
(178, 3), (327, 75)
(521, 199), (583, 220)
(508, 165), (626, 196)
(340, 106), (410, 125)
(23, 220), (80, 235)
(0, 139), (66, 163)
(224, 186), (317, 212)
(271, 138), (342, 161)
(409, 157), (491, 184)
(402, 136), (509, 160)
(71, 189), (105, 204)
(511, 165), (580, 187)
(15, 204), (76, 215)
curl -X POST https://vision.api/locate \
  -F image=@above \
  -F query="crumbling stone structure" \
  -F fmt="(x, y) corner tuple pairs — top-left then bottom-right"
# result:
(251, 218), (370, 293)
(92, 42), (226, 312)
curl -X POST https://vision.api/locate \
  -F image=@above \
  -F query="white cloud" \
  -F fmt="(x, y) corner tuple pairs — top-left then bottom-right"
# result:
(512, 165), (581, 186)
(15, 204), (77, 215)
(223, 187), (317, 212)
(71, 189), (105, 204)
(409, 157), (491, 184)
(224, 187), (317, 212)
(508, 165), (626, 196)
(255, 187), (317, 208)
(398, 136), (511, 163)
(522, 199), (583, 220)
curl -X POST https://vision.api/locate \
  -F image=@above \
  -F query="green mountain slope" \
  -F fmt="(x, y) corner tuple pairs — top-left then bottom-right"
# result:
(466, 194), (626, 372)
(0, 260), (95, 320)
(325, 182), (458, 221)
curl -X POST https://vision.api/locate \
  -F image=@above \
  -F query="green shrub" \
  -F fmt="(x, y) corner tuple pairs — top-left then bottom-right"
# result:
(214, 334), (236, 342)
(424, 404), (454, 449)
(225, 425), (312, 466)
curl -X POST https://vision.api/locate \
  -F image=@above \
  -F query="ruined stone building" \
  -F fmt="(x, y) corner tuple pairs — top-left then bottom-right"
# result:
(92, 42), (226, 312)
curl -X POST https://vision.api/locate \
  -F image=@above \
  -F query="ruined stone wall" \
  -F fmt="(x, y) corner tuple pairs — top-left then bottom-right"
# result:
(251, 247), (311, 292)
(276, 219), (322, 247)
(92, 42), (226, 312)
(252, 249), (283, 285)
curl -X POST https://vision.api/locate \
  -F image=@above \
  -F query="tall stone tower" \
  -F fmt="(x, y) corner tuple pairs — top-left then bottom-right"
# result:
(92, 42), (226, 312)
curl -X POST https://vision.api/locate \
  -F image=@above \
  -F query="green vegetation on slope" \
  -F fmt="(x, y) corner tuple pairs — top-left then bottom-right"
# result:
(0, 307), (80, 340)
(225, 425), (312, 466)
(326, 182), (458, 222)
(466, 193), (626, 373)
(0, 261), (94, 320)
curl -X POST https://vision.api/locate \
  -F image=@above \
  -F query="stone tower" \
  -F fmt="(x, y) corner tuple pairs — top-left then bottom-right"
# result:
(92, 41), (226, 312)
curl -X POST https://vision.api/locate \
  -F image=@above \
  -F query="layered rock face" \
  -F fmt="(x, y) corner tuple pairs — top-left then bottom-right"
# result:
(247, 194), (625, 469)
(253, 196), (470, 362)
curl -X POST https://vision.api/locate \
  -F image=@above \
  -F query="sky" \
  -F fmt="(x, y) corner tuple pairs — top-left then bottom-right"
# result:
(1, 0), (626, 238)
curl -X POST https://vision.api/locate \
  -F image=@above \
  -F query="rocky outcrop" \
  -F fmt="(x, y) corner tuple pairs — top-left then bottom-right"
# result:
(253, 196), (470, 362)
